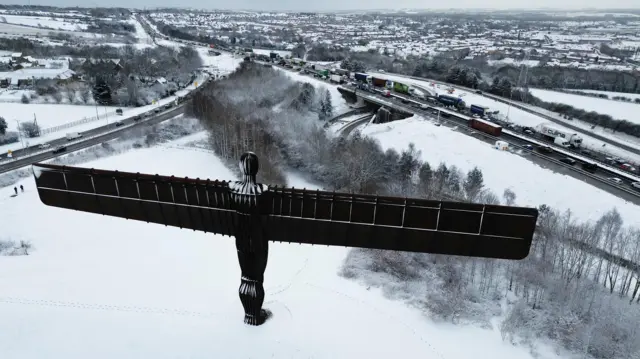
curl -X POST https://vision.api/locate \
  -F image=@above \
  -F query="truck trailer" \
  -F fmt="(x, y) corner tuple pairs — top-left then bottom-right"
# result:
(371, 77), (387, 87)
(536, 123), (583, 148)
(469, 118), (502, 137)
(470, 104), (489, 116)
(329, 74), (342, 84)
(354, 72), (369, 83)
(393, 82), (410, 95)
(437, 94), (466, 109)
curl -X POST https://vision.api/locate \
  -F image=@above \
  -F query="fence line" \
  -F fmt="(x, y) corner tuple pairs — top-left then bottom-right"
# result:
(39, 111), (118, 135)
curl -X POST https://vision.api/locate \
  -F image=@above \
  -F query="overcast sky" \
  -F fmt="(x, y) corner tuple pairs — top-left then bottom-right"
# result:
(4, 0), (639, 12)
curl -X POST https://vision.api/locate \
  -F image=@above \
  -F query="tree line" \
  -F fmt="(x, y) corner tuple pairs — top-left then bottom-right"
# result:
(190, 63), (640, 359)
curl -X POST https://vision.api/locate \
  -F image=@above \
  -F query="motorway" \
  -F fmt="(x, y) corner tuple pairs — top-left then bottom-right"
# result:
(337, 85), (640, 205)
(111, 26), (640, 203)
(382, 72), (640, 157)
(0, 104), (187, 174)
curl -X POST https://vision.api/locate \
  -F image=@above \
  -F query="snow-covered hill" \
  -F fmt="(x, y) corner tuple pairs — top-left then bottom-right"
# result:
(0, 135), (564, 359)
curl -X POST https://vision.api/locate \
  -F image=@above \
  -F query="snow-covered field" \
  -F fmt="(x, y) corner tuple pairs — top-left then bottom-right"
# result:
(566, 89), (640, 101)
(0, 14), (89, 31)
(530, 88), (640, 125)
(0, 21), (98, 38)
(0, 135), (564, 359)
(198, 48), (242, 75)
(361, 115), (640, 222)
(2, 103), (120, 133)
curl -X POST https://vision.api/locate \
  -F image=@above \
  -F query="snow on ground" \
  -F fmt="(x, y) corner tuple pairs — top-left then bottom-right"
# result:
(0, 73), (210, 156)
(361, 115), (640, 223)
(0, 14), (89, 31)
(128, 15), (154, 48)
(197, 49), (242, 75)
(276, 67), (349, 114)
(1, 103), (120, 133)
(566, 89), (640, 101)
(326, 113), (371, 134)
(0, 138), (564, 359)
(530, 88), (640, 125)
(0, 21), (98, 38)
(368, 72), (640, 164)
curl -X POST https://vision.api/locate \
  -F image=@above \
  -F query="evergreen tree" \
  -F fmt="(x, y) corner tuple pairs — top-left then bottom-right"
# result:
(463, 167), (484, 201)
(418, 162), (432, 187)
(0, 116), (7, 136)
(398, 143), (420, 184)
(321, 89), (333, 119)
(446, 167), (462, 195)
(93, 78), (113, 105)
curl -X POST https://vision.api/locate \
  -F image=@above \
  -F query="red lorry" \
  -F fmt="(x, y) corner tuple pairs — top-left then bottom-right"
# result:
(468, 118), (502, 137)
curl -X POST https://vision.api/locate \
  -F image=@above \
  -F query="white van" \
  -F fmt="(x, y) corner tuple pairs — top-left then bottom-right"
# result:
(494, 140), (509, 151)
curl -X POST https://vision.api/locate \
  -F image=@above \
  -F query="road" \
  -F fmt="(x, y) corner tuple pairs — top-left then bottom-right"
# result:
(113, 28), (640, 203)
(338, 115), (373, 138)
(386, 72), (640, 157)
(339, 85), (640, 205)
(0, 105), (186, 174)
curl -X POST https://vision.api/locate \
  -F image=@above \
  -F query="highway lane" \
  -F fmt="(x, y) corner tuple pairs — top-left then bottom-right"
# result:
(338, 115), (373, 138)
(380, 72), (640, 157)
(0, 104), (186, 174)
(343, 87), (640, 205)
(135, 31), (640, 203)
(269, 62), (640, 181)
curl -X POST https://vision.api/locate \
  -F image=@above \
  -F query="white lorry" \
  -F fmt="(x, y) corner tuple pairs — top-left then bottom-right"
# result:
(329, 74), (342, 84)
(66, 132), (83, 141)
(536, 123), (583, 148)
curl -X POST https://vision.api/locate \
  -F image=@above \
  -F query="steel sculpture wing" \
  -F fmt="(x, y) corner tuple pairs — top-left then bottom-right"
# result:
(32, 162), (538, 260)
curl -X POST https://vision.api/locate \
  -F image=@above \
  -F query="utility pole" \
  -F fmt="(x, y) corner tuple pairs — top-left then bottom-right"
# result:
(15, 119), (24, 150)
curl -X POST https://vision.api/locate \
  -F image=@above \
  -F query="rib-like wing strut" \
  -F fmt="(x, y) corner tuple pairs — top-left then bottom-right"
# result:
(32, 163), (538, 260)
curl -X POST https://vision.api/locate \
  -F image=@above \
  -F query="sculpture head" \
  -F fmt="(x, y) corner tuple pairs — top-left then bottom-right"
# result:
(239, 152), (259, 177)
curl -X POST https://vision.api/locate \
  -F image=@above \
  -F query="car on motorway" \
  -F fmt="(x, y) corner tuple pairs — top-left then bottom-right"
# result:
(475, 90), (482, 94)
(607, 177), (623, 185)
(559, 157), (577, 166)
(581, 162), (598, 173)
(522, 144), (534, 151)
(154, 107), (162, 113)
(631, 182), (640, 190)
(116, 108), (123, 115)
(115, 121), (124, 127)
(38, 143), (51, 149)
(537, 145), (553, 154)
(52, 146), (67, 154)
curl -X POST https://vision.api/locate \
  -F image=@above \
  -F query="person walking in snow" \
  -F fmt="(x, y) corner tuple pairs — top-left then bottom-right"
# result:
(20, 185), (24, 193)
(13, 187), (17, 195)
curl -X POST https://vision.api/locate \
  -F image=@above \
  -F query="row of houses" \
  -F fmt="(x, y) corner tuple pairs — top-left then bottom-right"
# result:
(1, 52), (180, 90)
